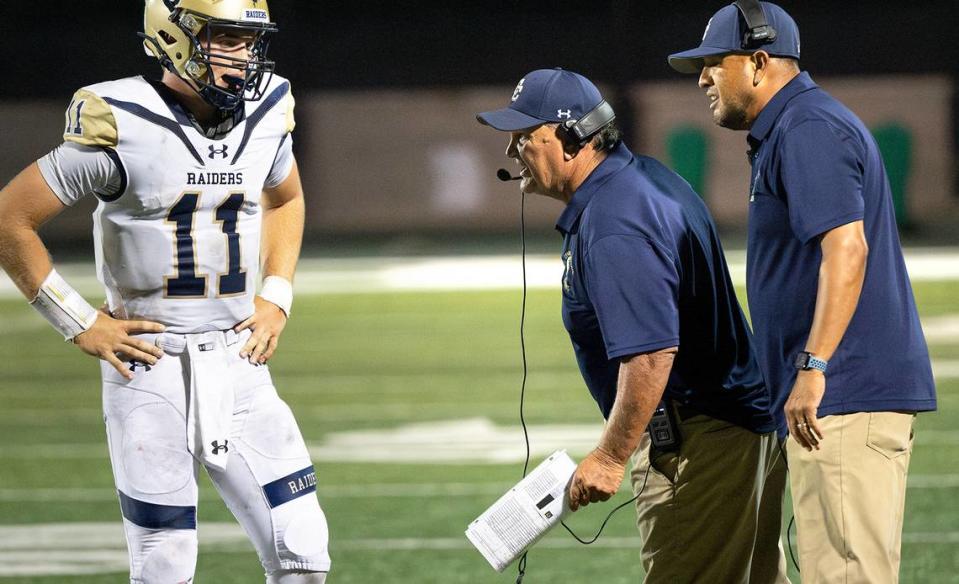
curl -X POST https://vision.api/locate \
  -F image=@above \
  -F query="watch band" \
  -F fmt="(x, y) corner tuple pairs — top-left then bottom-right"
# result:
(806, 354), (828, 373)
(795, 351), (828, 373)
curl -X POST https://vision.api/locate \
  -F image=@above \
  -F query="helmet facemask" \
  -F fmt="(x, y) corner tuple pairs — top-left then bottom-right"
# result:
(172, 10), (277, 111)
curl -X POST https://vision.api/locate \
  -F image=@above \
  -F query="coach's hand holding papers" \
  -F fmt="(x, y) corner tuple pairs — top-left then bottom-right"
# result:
(567, 447), (625, 511)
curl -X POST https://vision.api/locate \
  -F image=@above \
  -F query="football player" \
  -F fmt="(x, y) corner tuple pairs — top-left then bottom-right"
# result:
(0, 1), (331, 582)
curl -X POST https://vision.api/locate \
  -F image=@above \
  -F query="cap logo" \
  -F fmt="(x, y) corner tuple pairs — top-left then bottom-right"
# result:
(557, 109), (572, 119)
(702, 17), (713, 41)
(511, 78), (525, 102)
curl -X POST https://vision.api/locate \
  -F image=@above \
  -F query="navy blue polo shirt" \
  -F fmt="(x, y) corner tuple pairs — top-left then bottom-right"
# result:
(558, 142), (775, 433)
(746, 72), (936, 432)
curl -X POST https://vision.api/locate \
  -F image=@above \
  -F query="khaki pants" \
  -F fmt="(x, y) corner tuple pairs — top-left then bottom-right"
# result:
(630, 412), (790, 584)
(787, 412), (915, 584)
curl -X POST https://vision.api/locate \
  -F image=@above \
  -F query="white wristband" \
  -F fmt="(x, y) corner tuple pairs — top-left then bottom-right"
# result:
(30, 269), (99, 341)
(260, 275), (293, 317)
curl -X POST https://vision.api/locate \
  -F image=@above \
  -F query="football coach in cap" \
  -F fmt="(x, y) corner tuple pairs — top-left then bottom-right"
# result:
(476, 68), (789, 583)
(669, 2), (937, 582)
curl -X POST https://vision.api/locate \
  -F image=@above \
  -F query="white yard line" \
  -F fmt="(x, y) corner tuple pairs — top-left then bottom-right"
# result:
(932, 360), (959, 379)
(3, 414), (959, 462)
(923, 314), (959, 343)
(2, 249), (959, 298)
(0, 521), (959, 578)
(0, 522), (957, 577)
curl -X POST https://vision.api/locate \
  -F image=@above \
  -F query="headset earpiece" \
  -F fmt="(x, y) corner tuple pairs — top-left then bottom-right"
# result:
(734, 0), (777, 49)
(557, 100), (616, 149)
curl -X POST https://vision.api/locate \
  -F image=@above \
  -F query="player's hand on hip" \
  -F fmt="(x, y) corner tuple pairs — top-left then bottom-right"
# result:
(72, 313), (166, 381)
(567, 447), (626, 512)
(235, 295), (287, 365)
(785, 370), (826, 451)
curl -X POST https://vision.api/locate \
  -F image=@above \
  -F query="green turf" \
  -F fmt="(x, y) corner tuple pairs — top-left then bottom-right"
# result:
(0, 281), (957, 583)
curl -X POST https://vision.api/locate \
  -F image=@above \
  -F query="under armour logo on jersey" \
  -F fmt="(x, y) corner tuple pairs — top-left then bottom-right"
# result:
(211, 440), (229, 455)
(557, 109), (572, 119)
(511, 78), (525, 102)
(129, 360), (152, 373)
(208, 144), (230, 160)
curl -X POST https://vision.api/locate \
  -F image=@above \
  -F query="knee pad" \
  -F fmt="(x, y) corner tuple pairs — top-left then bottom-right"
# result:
(108, 397), (194, 497)
(269, 487), (331, 568)
(123, 519), (197, 584)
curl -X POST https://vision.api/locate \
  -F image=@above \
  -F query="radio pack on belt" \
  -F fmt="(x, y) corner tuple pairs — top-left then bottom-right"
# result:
(648, 401), (682, 452)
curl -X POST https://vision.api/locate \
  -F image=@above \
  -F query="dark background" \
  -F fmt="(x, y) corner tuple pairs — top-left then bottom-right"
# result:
(5, 1), (958, 97)
(3, 1), (958, 250)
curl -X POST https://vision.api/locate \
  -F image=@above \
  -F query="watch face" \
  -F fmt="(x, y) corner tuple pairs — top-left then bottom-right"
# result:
(794, 352), (809, 369)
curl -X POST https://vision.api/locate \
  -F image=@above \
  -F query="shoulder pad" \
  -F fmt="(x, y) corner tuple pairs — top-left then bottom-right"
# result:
(62, 88), (118, 148)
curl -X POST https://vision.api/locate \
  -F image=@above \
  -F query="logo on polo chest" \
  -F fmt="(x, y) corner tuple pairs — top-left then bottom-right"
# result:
(750, 170), (761, 202)
(562, 250), (574, 293)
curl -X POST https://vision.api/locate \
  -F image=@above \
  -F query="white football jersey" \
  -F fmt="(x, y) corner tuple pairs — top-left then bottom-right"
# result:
(38, 75), (296, 333)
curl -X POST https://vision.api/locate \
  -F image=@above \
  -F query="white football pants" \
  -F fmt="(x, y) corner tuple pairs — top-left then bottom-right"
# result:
(101, 329), (331, 583)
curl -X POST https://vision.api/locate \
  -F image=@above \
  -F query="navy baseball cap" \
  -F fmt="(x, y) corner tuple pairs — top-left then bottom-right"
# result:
(668, 2), (800, 74)
(476, 68), (603, 131)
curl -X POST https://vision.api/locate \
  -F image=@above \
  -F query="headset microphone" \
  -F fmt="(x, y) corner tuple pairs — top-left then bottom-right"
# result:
(497, 169), (522, 181)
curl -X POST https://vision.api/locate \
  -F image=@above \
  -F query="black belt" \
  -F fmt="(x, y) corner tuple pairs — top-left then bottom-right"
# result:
(673, 403), (702, 423)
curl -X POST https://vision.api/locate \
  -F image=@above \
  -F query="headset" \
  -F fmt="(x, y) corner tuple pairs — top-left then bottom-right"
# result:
(734, 0), (778, 49)
(557, 100), (617, 148)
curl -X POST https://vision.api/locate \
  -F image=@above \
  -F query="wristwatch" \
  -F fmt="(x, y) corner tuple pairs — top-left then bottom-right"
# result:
(794, 351), (828, 373)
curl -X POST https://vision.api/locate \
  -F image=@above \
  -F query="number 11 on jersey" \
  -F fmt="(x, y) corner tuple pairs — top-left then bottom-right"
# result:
(165, 192), (247, 298)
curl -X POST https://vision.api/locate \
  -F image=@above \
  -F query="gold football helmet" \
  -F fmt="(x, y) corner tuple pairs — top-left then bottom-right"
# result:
(142, 0), (278, 111)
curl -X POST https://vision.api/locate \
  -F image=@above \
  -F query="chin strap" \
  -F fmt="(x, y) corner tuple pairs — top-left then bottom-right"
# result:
(222, 74), (245, 91)
(199, 84), (243, 112)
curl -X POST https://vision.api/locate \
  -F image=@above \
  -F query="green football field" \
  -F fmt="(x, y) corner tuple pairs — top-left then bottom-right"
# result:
(1, 280), (957, 583)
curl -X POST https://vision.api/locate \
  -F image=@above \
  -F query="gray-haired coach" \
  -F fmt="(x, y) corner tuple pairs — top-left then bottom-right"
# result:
(669, 2), (937, 582)
(477, 68), (789, 583)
